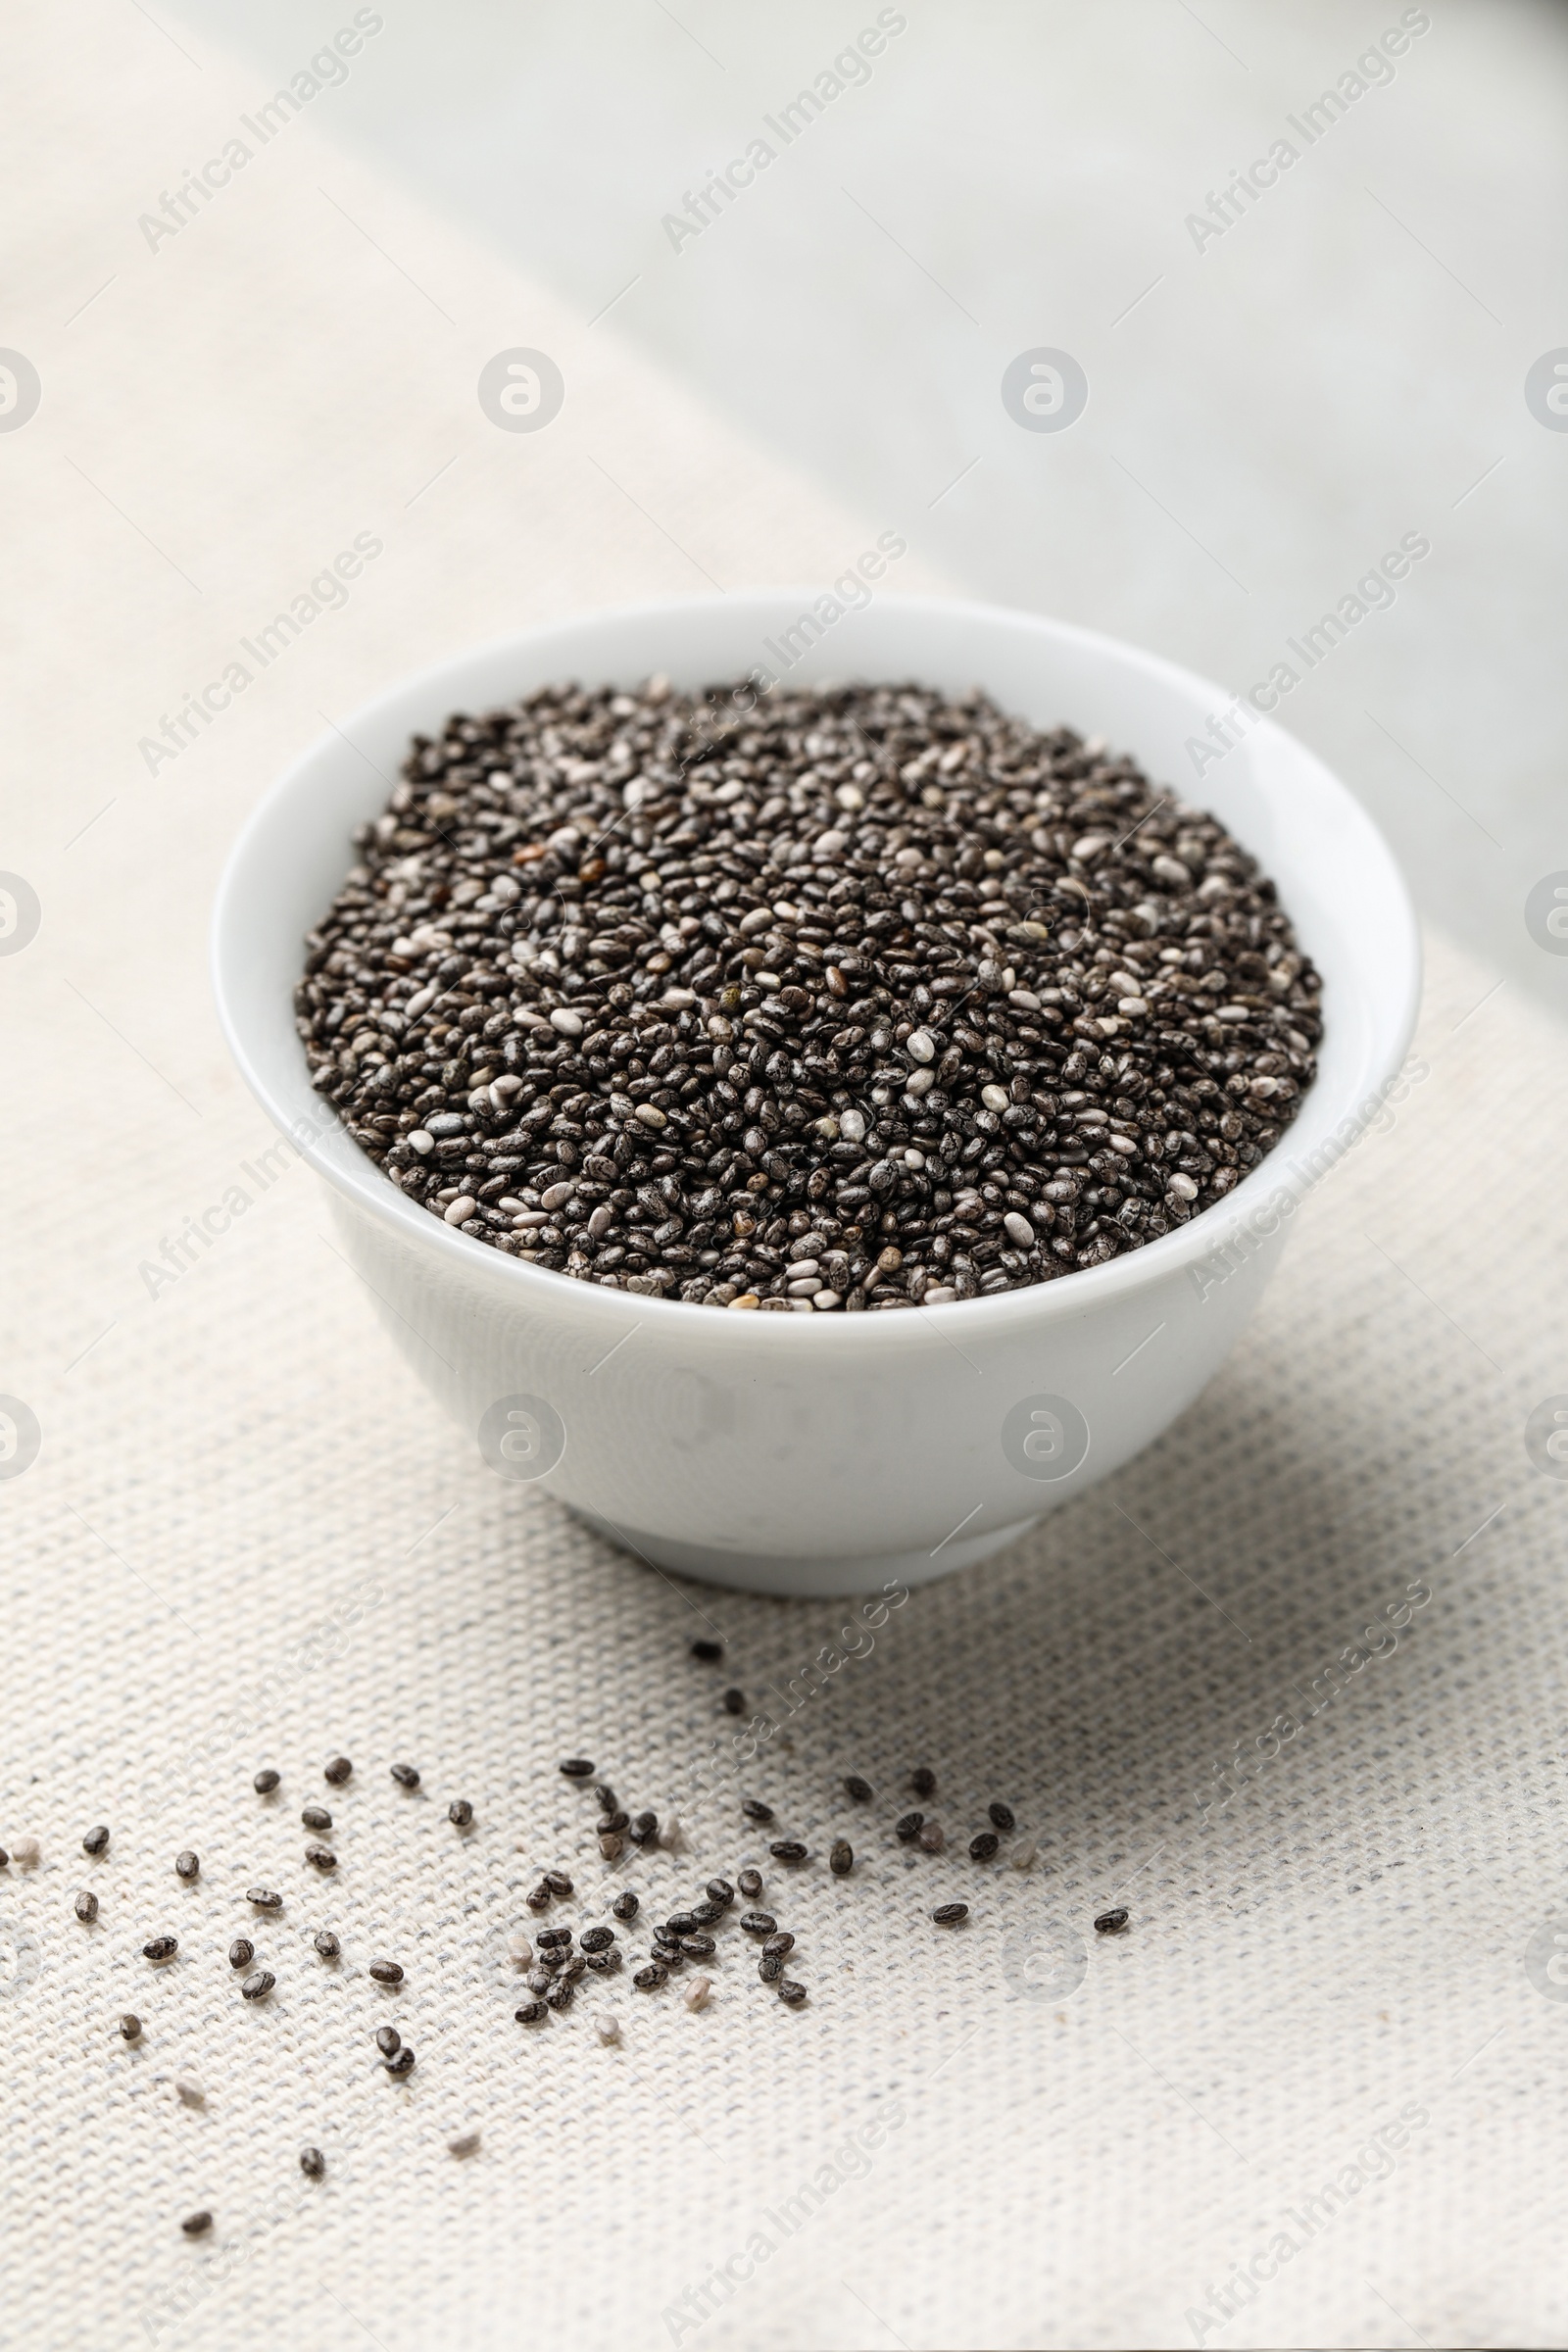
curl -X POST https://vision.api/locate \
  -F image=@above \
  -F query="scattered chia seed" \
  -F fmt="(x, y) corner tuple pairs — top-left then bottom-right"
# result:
(536, 1926), (571, 1951)
(448, 1798), (474, 1827)
(240, 1970), (275, 2002)
(917, 1822), (945, 1853)
(544, 1870), (574, 1896)
(301, 683), (1319, 1309)
(988, 1801), (1016, 1832)
(385, 2045), (416, 2075)
(932, 1903), (968, 1926)
(544, 1979), (574, 2012)
(706, 1878), (735, 1908)
(843, 1776), (874, 1802)
(376, 2026), (401, 2056)
(776, 1980), (807, 2007)
(304, 1843), (337, 1871)
(228, 1939), (254, 1970)
(684, 1976), (712, 2010)
(599, 1834), (625, 1860)
(910, 1768), (937, 1798)
(580, 1927), (614, 1952)
(680, 1934), (716, 1958)
(690, 1638), (723, 1661)
(368, 1960), (404, 1984)
(300, 2147), (325, 2179)
(597, 1810), (630, 1835)
(722, 1690), (745, 1717)
(247, 1888), (282, 1910)
(176, 2076), (205, 2108)
(182, 2211), (212, 2237)
(515, 1999), (548, 2025)
(324, 1756), (353, 1785)
(174, 1850), (200, 1882)
(612, 1891), (640, 1923)
(761, 1932), (795, 1957)
(739, 1910), (777, 1936)
(628, 1812), (659, 1846)
(81, 1825), (109, 1856)
(595, 2013), (621, 2044)
(559, 1758), (595, 1779)
(315, 1930), (340, 1960)
(143, 1935), (177, 1962)
(633, 1962), (667, 1991)
(830, 1840), (854, 1875)
(448, 2130), (481, 2158)
(526, 1882), (553, 1911)
(389, 1763), (420, 1789)
(736, 1869), (763, 1899)
(895, 1813), (924, 1842)
(74, 1890), (98, 1923)
(301, 1806), (332, 1833)
(1010, 1840), (1038, 1872)
(1094, 1907), (1130, 1935)
(254, 1770), (280, 1795)
(758, 1950), (783, 1983)
(120, 2014), (141, 2040)
(969, 1833), (1000, 1862)
(741, 1798), (774, 1823)
(769, 1840), (808, 1864)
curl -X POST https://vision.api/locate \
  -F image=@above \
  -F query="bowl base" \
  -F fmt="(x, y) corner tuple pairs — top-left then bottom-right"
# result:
(570, 1508), (1042, 1598)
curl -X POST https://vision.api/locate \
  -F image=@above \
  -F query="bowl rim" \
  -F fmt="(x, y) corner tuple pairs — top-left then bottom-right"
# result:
(211, 588), (1422, 1348)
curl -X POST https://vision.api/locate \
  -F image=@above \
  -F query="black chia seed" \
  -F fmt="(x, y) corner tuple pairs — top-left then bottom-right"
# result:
(515, 1998), (548, 2024)
(932, 1902), (969, 1926)
(174, 1850), (200, 1881)
(969, 1832), (1001, 1862)
(830, 1840), (854, 1875)
(580, 1927), (614, 1952)
(895, 1812), (925, 1843)
(384, 2045), (416, 2075)
(544, 1870), (574, 1896)
(741, 1798), (774, 1824)
(843, 1776), (874, 1802)
(769, 1840), (808, 1864)
(722, 1690), (746, 1716)
(633, 1962), (667, 1991)
(736, 1869), (762, 1899)
(74, 1890), (98, 1923)
(120, 2013), (141, 2040)
(739, 1910), (777, 1936)
(759, 1950), (783, 1983)
(82, 1825), (109, 1856)
(324, 1755), (353, 1784)
(1094, 1907), (1131, 1935)
(304, 1843), (337, 1871)
(776, 1979), (807, 2006)
(559, 1758), (595, 1779)
(449, 1798), (474, 1827)
(297, 680), (1319, 1311)
(389, 1763), (420, 1789)
(368, 1959), (404, 1984)
(375, 2026), (401, 2056)
(228, 1938), (254, 1970)
(706, 1878), (735, 1908)
(143, 1936), (177, 1962)
(253, 1770), (280, 1794)
(240, 1970), (275, 2001)
(690, 1638), (723, 1661)
(300, 2147), (325, 2179)
(182, 2211), (213, 2237)
(301, 1806), (332, 1832)
(247, 1888), (282, 1910)
(988, 1801), (1016, 1832)
(314, 1930), (340, 1960)
(612, 1891), (640, 1922)
(910, 1768), (937, 1798)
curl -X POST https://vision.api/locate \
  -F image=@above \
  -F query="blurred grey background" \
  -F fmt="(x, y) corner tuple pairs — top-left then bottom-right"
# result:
(172, 0), (1568, 1018)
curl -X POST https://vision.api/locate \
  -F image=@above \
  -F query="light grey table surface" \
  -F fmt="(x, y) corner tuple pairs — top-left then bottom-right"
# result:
(169, 0), (1568, 1025)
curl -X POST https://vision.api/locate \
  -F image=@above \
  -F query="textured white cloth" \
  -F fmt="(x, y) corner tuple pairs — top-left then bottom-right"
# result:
(3, 18), (1566, 2351)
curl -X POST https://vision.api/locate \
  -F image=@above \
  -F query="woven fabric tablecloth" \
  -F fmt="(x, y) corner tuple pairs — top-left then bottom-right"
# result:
(4, 18), (1567, 2350)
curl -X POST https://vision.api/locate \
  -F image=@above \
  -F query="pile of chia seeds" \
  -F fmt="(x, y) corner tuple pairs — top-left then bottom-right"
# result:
(297, 677), (1320, 1306)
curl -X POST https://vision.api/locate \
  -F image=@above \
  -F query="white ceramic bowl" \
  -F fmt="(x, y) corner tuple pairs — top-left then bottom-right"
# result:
(212, 593), (1419, 1597)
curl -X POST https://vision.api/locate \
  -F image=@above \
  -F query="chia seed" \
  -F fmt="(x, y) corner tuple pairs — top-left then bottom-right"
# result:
(932, 1902), (968, 1926)
(74, 1890), (98, 1922)
(389, 1763), (420, 1789)
(385, 2045), (416, 2075)
(843, 1776), (874, 1802)
(253, 1770), (280, 1794)
(120, 2014), (141, 2040)
(829, 1840), (854, 1875)
(690, 1639), (723, 1661)
(295, 682), (1321, 1315)
(969, 1832), (1001, 1862)
(1094, 1907), (1130, 1935)
(448, 1798), (474, 1827)
(300, 2147), (325, 2178)
(81, 1825), (109, 1856)
(722, 1690), (746, 1716)
(174, 1850), (200, 1881)
(228, 1939), (254, 1969)
(736, 1869), (763, 1899)
(988, 1801), (1016, 1832)
(706, 1878), (735, 1908)
(515, 1999), (548, 2024)
(612, 1891), (640, 1922)
(324, 1756), (353, 1785)
(768, 1840), (808, 1864)
(741, 1798), (774, 1823)
(315, 1930), (340, 1959)
(301, 1807), (331, 1833)
(910, 1768), (937, 1798)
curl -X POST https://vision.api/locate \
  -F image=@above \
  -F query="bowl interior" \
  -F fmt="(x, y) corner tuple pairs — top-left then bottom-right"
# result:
(213, 591), (1420, 1302)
